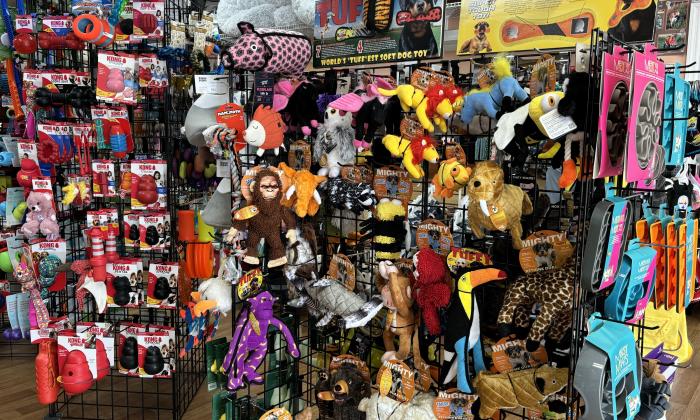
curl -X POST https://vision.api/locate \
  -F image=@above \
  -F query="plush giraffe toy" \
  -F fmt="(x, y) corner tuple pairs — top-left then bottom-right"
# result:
(222, 291), (300, 390)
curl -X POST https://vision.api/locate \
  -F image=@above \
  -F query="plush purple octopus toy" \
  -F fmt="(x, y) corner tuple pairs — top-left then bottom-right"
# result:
(222, 291), (300, 390)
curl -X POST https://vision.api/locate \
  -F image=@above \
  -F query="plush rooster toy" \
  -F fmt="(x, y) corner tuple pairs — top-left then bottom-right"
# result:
(413, 248), (451, 335)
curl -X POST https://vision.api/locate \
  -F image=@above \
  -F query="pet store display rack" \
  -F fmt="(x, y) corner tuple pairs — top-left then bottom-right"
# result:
(219, 45), (607, 419)
(0, 0), (212, 418)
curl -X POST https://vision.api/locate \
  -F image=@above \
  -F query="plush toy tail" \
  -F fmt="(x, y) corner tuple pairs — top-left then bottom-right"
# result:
(522, 191), (534, 216)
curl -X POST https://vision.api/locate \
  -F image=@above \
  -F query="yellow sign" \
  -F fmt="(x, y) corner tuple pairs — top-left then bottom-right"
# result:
(456, 0), (656, 55)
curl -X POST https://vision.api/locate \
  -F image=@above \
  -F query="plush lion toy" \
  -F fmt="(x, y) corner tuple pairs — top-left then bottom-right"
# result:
(467, 161), (533, 249)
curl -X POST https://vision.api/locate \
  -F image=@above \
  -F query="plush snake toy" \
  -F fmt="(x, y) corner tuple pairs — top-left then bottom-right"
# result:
(222, 291), (300, 390)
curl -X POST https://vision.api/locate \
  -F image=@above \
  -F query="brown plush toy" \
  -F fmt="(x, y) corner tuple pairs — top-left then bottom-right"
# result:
(474, 365), (569, 418)
(497, 263), (574, 351)
(231, 168), (296, 267)
(467, 161), (533, 249)
(377, 261), (415, 362)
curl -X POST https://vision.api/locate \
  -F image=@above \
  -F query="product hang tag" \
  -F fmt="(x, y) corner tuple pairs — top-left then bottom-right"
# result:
(194, 75), (229, 95)
(216, 159), (231, 178)
(539, 109), (577, 140)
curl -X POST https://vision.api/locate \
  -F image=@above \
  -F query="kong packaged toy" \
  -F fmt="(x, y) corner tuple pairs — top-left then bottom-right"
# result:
(91, 159), (116, 197)
(138, 54), (168, 88)
(123, 212), (140, 248)
(91, 106), (134, 155)
(96, 51), (138, 105)
(76, 322), (115, 368)
(106, 259), (143, 308)
(117, 322), (147, 376)
(133, 0), (164, 41)
(136, 329), (175, 378)
(57, 330), (98, 395)
(130, 160), (167, 210)
(146, 262), (178, 309)
(139, 212), (170, 251)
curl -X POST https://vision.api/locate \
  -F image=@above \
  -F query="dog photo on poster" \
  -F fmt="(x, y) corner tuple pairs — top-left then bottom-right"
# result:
(314, 0), (445, 67)
(456, 0), (657, 55)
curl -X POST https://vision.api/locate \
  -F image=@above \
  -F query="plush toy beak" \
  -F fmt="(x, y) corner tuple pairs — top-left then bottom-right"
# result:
(469, 268), (507, 288)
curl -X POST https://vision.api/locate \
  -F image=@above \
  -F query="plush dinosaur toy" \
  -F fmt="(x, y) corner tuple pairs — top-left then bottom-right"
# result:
(378, 83), (463, 133)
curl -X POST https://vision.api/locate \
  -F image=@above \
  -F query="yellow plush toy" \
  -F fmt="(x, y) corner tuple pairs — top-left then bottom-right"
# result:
(432, 158), (471, 199)
(382, 134), (439, 179)
(378, 83), (463, 133)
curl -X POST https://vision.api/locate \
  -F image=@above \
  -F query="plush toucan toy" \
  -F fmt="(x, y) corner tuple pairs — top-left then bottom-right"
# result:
(494, 91), (565, 168)
(440, 263), (507, 393)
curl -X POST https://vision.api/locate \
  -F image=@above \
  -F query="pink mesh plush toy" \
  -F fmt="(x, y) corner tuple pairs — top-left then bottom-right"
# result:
(21, 192), (60, 240)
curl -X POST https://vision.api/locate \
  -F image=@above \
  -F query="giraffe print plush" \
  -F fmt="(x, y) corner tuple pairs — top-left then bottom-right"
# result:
(221, 291), (300, 390)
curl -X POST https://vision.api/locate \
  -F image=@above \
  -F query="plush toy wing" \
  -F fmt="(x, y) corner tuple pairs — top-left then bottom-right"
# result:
(330, 93), (365, 113)
(493, 103), (529, 150)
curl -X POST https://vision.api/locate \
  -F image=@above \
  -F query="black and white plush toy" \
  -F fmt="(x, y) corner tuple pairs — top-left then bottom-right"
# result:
(324, 177), (377, 214)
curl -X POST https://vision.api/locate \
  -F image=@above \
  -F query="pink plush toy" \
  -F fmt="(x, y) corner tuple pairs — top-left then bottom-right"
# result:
(20, 192), (60, 240)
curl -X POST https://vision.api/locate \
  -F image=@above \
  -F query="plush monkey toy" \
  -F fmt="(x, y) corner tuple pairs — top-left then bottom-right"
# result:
(230, 168), (296, 267)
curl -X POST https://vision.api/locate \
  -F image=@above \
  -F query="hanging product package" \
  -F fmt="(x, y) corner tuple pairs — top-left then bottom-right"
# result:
(625, 43), (665, 187)
(594, 45), (631, 179)
(662, 64), (690, 166)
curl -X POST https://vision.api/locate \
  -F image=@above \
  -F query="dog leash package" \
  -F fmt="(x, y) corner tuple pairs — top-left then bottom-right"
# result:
(574, 313), (642, 420)
(625, 43), (664, 185)
(662, 64), (690, 166)
(603, 239), (657, 323)
(595, 46), (631, 179)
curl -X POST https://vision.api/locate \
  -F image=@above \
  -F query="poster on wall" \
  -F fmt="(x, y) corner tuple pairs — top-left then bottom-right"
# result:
(313, 0), (445, 68)
(654, 0), (690, 54)
(456, 0), (657, 56)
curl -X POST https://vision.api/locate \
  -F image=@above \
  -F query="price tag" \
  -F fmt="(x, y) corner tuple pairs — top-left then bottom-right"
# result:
(216, 159), (231, 178)
(539, 109), (577, 140)
(194, 75), (229, 95)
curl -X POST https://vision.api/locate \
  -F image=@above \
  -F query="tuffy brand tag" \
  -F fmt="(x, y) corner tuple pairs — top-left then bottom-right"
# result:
(233, 205), (258, 221)
(485, 203), (508, 232)
(237, 268), (263, 300)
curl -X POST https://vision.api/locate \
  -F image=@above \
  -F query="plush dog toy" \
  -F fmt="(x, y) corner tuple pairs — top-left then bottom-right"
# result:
(360, 391), (437, 420)
(474, 365), (569, 418)
(412, 248), (450, 336)
(304, 276), (384, 328)
(432, 158), (471, 199)
(323, 177), (377, 214)
(498, 263), (574, 351)
(557, 72), (592, 188)
(382, 134), (439, 179)
(21, 191), (60, 240)
(460, 56), (529, 124)
(467, 161), (532, 249)
(378, 83), (463, 133)
(378, 261), (415, 362)
(279, 162), (326, 217)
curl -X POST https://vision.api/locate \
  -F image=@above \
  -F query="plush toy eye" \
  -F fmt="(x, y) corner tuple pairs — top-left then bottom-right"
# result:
(250, 45), (257, 51)
(540, 93), (560, 112)
(331, 109), (336, 114)
(451, 167), (459, 174)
